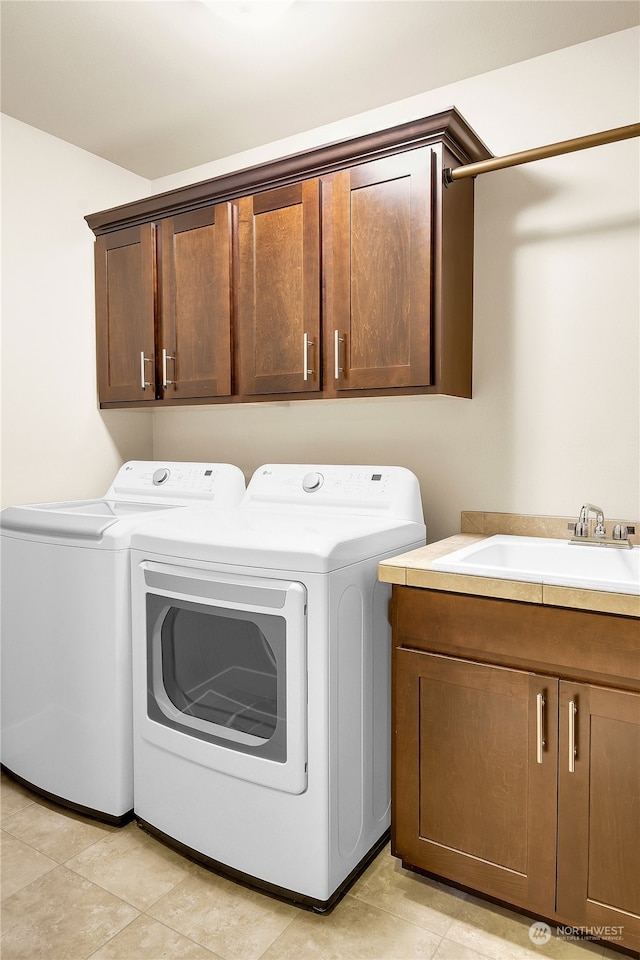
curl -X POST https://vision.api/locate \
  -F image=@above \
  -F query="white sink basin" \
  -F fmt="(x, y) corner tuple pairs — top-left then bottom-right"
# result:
(431, 535), (640, 595)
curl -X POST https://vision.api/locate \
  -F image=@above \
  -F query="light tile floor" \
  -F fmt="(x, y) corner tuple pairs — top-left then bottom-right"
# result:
(0, 773), (617, 960)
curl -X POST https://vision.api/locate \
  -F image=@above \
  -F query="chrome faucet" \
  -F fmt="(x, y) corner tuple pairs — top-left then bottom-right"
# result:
(570, 503), (634, 548)
(575, 503), (606, 539)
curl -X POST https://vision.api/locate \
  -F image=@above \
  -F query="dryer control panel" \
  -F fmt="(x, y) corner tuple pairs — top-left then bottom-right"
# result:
(247, 464), (424, 522)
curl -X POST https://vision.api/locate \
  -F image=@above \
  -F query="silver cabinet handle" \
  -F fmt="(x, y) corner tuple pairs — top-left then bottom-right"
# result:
(303, 333), (314, 381)
(334, 330), (344, 380)
(140, 352), (153, 391)
(568, 700), (577, 773)
(536, 692), (545, 764)
(162, 349), (175, 390)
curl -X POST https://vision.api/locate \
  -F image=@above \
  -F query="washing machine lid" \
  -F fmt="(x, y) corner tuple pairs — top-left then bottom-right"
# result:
(0, 461), (246, 545)
(132, 506), (426, 572)
(0, 500), (176, 541)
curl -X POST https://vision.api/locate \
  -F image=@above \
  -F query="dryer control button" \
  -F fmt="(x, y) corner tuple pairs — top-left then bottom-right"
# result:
(153, 467), (170, 485)
(302, 471), (324, 493)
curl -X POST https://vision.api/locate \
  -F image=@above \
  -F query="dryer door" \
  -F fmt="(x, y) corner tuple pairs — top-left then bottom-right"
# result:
(139, 562), (307, 794)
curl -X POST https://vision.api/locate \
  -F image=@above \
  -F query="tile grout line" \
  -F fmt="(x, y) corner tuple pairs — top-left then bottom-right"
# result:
(347, 888), (461, 943)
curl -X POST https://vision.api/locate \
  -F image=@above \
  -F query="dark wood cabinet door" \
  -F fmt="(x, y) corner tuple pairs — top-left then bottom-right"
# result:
(236, 180), (321, 396)
(392, 649), (558, 916)
(325, 149), (433, 392)
(94, 224), (156, 402)
(159, 206), (232, 399)
(557, 683), (640, 953)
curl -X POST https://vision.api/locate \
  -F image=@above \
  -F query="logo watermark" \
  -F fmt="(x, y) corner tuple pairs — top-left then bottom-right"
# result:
(528, 921), (624, 946)
(528, 922), (552, 945)
(556, 925), (624, 942)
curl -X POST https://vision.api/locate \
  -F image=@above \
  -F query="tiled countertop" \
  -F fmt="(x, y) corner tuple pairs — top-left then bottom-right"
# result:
(379, 515), (640, 619)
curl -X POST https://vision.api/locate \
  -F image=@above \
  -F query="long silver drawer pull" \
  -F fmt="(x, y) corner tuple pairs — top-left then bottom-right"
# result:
(536, 693), (545, 764)
(334, 330), (344, 379)
(568, 700), (577, 773)
(140, 352), (153, 391)
(303, 334), (313, 381)
(162, 349), (175, 389)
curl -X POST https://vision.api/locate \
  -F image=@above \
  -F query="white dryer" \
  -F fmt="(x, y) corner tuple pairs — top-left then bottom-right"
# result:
(130, 464), (425, 910)
(0, 461), (245, 823)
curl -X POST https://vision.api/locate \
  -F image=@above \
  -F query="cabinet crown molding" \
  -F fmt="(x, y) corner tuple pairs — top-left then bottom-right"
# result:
(86, 107), (491, 236)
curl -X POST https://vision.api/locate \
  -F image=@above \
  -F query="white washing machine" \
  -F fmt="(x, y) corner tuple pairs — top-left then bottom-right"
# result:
(0, 461), (245, 823)
(130, 463), (425, 910)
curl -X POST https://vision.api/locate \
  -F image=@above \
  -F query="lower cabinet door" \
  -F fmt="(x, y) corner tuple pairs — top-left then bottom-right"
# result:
(556, 682), (640, 954)
(392, 649), (558, 916)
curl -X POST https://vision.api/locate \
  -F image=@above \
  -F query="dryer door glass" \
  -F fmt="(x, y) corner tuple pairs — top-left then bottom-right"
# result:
(147, 595), (289, 762)
(162, 606), (278, 740)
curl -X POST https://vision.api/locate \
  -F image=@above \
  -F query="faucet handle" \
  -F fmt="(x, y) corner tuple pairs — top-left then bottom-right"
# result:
(612, 523), (629, 540)
(573, 521), (589, 538)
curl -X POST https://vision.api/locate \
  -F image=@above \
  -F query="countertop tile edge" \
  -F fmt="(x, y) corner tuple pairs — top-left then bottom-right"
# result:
(543, 584), (640, 618)
(405, 568), (543, 602)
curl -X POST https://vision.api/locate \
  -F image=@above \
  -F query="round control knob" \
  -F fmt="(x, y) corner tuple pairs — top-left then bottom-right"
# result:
(153, 467), (170, 486)
(302, 471), (324, 493)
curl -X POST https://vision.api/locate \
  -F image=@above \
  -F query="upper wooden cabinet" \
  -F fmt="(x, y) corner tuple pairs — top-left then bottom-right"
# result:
(159, 207), (232, 400)
(95, 206), (232, 403)
(236, 181), (321, 396)
(324, 150), (433, 393)
(95, 224), (156, 403)
(87, 108), (491, 408)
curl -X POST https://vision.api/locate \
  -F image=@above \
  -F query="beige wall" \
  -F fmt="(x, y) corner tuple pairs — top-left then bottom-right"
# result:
(151, 29), (640, 541)
(0, 116), (153, 506)
(1, 29), (638, 542)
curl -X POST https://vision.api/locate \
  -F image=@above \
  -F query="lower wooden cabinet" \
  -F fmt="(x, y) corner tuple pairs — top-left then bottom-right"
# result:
(393, 650), (559, 916)
(556, 683), (640, 937)
(392, 586), (640, 954)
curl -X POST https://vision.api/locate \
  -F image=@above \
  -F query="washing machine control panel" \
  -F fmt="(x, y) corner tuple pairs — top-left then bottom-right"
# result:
(106, 461), (245, 504)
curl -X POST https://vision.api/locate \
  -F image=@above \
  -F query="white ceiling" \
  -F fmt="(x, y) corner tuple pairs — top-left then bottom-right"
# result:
(2, 0), (639, 179)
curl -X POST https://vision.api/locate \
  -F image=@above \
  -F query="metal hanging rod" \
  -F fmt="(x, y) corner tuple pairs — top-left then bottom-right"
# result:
(443, 122), (640, 185)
